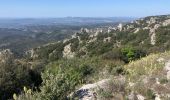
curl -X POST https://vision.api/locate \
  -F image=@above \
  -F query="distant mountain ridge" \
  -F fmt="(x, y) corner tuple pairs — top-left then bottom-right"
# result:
(0, 17), (135, 28)
(1, 14), (170, 100)
(28, 14), (170, 61)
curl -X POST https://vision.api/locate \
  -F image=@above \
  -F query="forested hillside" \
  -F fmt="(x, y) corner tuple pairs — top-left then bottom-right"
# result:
(1, 15), (170, 100)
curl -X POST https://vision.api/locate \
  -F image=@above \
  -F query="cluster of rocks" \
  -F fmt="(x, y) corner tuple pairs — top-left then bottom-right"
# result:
(164, 60), (170, 80)
(26, 49), (39, 59)
(0, 49), (13, 63)
(70, 76), (126, 100)
(121, 16), (170, 45)
(63, 43), (75, 59)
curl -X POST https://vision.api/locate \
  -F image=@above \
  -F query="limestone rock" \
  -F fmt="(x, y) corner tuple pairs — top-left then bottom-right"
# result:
(167, 71), (170, 80)
(0, 49), (13, 63)
(118, 23), (123, 31)
(136, 94), (145, 100)
(155, 93), (161, 100)
(71, 77), (125, 100)
(103, 37), (111, 42)
(128, 91), (137, 100)
(164, 60), (170, 80)
(163, 19), (170, 26)
(164, 60), (170, 71)
(63, 43), (75, 59)
(134, 28), (140, 33)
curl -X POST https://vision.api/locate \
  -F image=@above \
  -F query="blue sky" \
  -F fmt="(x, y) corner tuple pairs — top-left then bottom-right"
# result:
(0, 0), (170, 18)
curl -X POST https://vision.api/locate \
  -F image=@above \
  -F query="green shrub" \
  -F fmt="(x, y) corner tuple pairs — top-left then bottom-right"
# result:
(0, 60), (33, 99)
(29, 58), (98, 99)
(121, 47), (146, 63)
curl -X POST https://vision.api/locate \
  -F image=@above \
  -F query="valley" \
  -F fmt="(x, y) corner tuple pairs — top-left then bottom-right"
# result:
(0, 15), (170, 100)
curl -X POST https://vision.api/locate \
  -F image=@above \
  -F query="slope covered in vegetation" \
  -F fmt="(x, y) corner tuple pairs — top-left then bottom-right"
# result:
(1, 15), (170, 100)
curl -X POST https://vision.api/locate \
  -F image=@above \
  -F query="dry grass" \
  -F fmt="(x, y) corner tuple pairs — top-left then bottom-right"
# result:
(125, 51), (170, 82)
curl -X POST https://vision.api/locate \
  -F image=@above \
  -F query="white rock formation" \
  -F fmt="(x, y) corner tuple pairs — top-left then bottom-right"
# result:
(164, 60), (170, 71)
(71, 33), (77, 39)
(0, 49), (13, 63)
(81, 28), (90, 33)
(134, 28), (140, 33)
(164, 60), (170, 80)
(103, 37), (111, 42)
(167, 71), (170, 80)
(107, 27), (117, 33)
(150, 31), (156, 45)
(155, 93), (161, 100)
(147, 17), (157, 24)
(143, 27), (150, 30)
(63, 43), (75, 59)
(128, 91), (136, 100)
(26, 49), (39, 59)
(136, 94), (145, 100)
(94, 28), (103, 36)
(63, 39), (70, 43)
(135, 20), (140, 25)
(87, 37), (97, 43)
(71, 79), (110, 100)
(149, 24), (161, 45)
(77, 36), (82, 44)
(163, 19), (170, 26)
(108, 27), (113, 33)
(156, 78), (160, 84)
(71, 77), (125, 100)
(118, 23), (123, 31)
(157, 57), (165, 63)
(154, 24), (161, 29)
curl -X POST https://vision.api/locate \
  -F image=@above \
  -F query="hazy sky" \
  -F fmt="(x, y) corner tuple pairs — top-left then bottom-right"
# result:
(0, 0), (170, 18)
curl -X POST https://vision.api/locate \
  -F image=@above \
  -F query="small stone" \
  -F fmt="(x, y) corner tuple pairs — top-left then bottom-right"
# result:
(165, 60), (170, 71)
(167, 71), (170, 80)
(155, 93), (161, 100)
(136, 94), (145, 100)
(157, 58), (165, 63)
(128, 92), (135, 100)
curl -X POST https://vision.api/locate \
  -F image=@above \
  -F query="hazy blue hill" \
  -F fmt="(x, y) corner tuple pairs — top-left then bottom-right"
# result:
(0, 17), (134, 28)
(0, 17), (131, 57)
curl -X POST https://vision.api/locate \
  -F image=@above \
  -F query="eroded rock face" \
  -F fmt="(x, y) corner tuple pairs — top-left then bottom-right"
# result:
(73, 79), (111, 99)
(81, 28), (90, 33)
(0, 49), (13, 63)
(25, 48), (39, 59)
(63, 43), (75, 59)
(118, 23), (123, 31)
(155, 94), (161, 100)
(149, 24), (161, 45)
(134, 28), (140, 33)
(150, 31), (156, 45)
(164, 60), (170, 80)
(70, 77), (125, 100)
(163, 19), (170, 26)
(136, 94), (145, 100)
(103, 37), (111, 42)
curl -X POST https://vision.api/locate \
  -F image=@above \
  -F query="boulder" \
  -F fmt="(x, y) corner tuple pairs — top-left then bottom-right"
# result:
(63, 43), (75, 58)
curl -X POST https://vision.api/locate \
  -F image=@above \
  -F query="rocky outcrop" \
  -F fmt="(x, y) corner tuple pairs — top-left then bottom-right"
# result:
(80, 28), (90, 33)
(0, 49), (13, 63)
(164, 60), (170, 80)
(103, 37), (111, 42)
(134, 28), (140, 33)
(87, 37), (97, 43)
(150, 29), (156, 45)
(70, 77), (125, 100)
(63, 43), (75, 58)
(163, 19), (170, 26)
(149, 24), (161, 45)
(117, 23), (123, 31)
